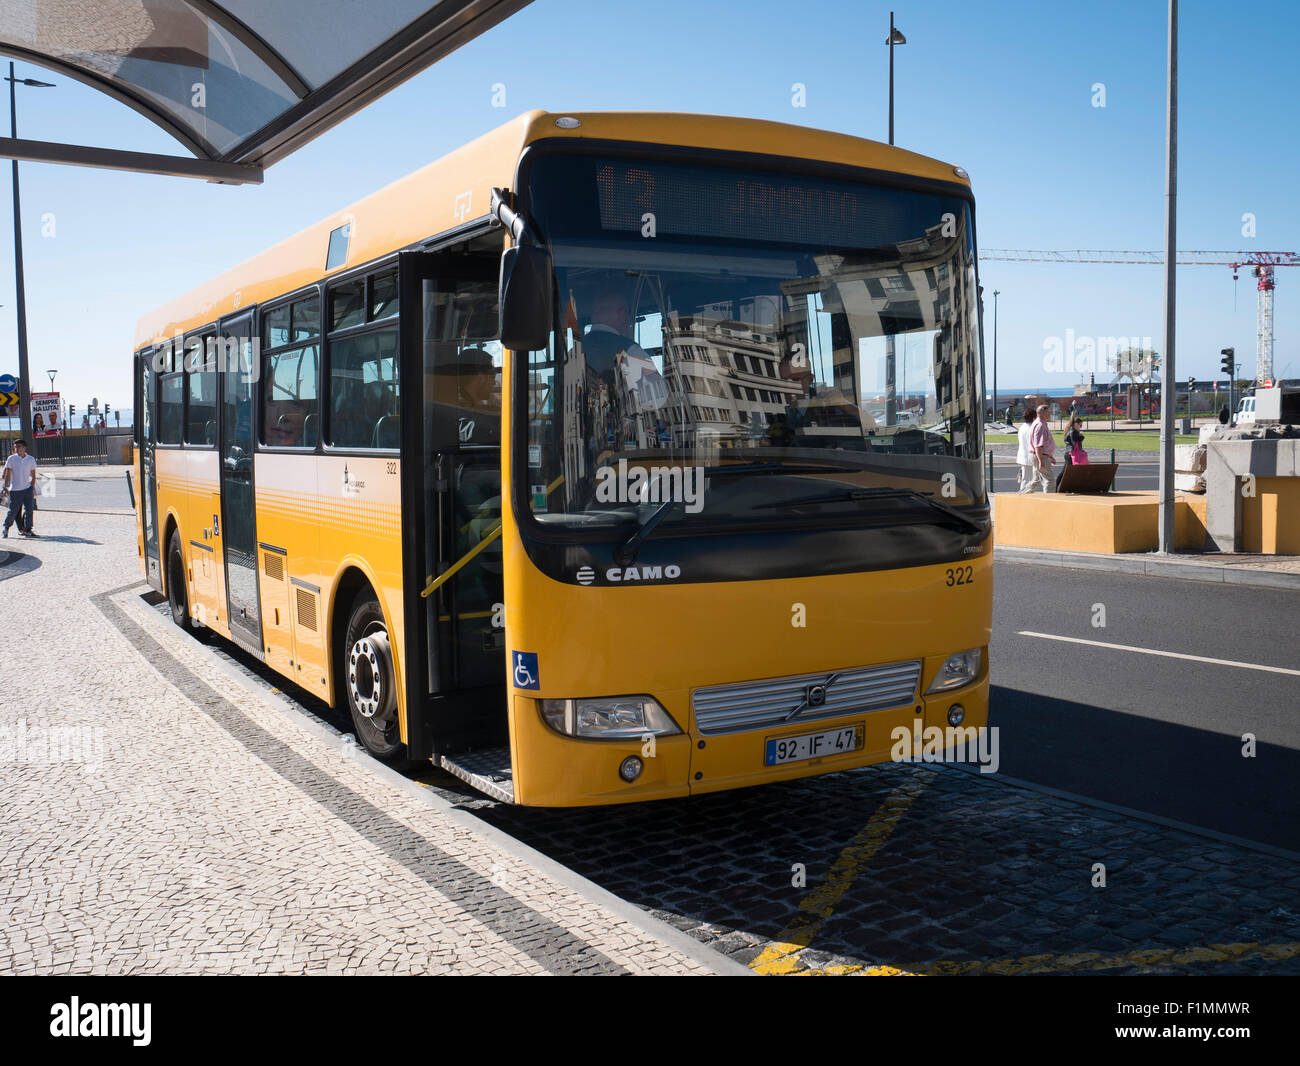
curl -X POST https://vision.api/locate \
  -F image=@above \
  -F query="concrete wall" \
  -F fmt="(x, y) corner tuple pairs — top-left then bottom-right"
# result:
(1205, 438), (1300, 553)
(994, 492), (1207, 554)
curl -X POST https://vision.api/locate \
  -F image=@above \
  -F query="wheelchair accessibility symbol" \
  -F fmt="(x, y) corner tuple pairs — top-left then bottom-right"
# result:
(512, 651), (539, 690)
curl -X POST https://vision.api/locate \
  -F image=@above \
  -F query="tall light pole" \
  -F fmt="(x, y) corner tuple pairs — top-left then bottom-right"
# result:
(884, 13), (907, 425)
(1157, 0), (1178, 554)
(7, 63), (55, 444)
(887, 13), (907, 146)
(992, 289), (1000, 420)
(45, 368), (56, 390)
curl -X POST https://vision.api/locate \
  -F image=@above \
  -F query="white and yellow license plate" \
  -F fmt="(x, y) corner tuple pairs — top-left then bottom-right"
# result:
(764, 723), (865, 766)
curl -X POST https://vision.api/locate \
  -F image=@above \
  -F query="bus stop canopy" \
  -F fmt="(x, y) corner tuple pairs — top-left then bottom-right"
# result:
(0, 0), (531, 183)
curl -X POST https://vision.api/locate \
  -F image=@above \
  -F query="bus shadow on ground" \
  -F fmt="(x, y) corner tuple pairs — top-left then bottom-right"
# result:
(987, 684), (1300, 852)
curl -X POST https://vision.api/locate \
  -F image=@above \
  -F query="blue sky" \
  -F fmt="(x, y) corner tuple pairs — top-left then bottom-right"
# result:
(2, 0), (1297, 419)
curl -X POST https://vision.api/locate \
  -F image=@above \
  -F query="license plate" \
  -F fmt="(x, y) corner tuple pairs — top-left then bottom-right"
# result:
(765, 723), (865, 766)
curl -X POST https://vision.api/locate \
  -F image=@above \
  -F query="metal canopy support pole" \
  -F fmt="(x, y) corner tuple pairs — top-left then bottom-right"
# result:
(1158, 0), (1178, 554)
(9, 63), (32, 444)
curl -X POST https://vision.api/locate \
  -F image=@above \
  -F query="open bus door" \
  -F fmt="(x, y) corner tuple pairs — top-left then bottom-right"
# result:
(398, 250), (513, 798)
(139, 350), (162, 591)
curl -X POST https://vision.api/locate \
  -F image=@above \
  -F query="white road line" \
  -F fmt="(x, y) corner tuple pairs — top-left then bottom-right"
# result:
(1017, 631), (1300, 676)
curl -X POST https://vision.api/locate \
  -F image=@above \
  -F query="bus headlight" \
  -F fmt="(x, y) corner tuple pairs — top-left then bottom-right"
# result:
(926, 649), (981, 693)
(540, 697), (682, 739)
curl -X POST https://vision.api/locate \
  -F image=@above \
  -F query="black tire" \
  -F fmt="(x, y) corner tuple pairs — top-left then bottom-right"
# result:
(166, 533), (195, 632)
(340, 589), (406, 763)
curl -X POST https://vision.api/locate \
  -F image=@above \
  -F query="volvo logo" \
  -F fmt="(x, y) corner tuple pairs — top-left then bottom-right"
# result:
(785, 672), (841, 721)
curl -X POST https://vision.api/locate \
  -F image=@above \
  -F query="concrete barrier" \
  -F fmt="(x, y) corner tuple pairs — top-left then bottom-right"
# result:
(1240, 478), (1300, 554)
(994, 491), (1207, 554)
(1205, 437), (1300, 553)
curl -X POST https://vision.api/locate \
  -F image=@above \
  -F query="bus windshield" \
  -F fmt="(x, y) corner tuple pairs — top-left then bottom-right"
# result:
(522, 153), (985, 535)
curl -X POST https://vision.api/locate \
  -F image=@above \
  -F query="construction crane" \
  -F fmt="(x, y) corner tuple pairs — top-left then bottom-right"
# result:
(980, 249), (1300, 385)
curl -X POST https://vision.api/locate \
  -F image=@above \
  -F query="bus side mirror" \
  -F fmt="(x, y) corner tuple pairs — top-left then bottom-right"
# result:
(499, 244), (554, 352)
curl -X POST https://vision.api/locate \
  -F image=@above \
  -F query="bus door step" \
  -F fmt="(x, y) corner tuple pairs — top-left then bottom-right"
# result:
(437, 747), (515, 803)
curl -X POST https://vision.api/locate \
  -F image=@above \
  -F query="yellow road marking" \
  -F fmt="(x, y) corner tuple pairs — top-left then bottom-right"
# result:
(749, 769), (935, 975)
(914, 940), (1300, 975)
(791, 940), (1300, 977)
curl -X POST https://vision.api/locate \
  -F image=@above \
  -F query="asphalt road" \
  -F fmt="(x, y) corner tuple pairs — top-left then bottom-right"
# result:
(28, 466), (135, 516)
(991, 561), (1300, 850)
(990, 457), (1161, 493)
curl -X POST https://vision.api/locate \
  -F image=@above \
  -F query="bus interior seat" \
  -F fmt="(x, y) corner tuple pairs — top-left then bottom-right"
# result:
(373, 413), (400, 449)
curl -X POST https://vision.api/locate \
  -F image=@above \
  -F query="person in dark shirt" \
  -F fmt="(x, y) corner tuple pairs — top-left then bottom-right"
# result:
(581, 292), (640, 391)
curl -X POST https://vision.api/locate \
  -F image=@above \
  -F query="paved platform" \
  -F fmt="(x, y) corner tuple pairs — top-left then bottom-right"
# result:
(0, 499), (742, 975)
(993, 545), (1300, 588)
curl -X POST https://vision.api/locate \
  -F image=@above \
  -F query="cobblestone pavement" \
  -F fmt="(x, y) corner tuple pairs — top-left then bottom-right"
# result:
(447, 764), (1300, 975)
(0, 503), (737, 975)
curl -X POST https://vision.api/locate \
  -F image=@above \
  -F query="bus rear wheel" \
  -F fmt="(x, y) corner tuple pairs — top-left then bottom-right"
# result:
(166, 534), (195, 632)
(341, 590), (406, 763)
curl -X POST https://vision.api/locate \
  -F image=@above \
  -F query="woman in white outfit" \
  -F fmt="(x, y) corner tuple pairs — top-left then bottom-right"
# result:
(1015, 409), (1037, 492)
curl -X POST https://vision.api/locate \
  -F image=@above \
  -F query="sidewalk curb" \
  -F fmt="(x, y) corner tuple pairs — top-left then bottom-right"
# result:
(994, 545), (1300, 589)
(123, 585), (751, 976)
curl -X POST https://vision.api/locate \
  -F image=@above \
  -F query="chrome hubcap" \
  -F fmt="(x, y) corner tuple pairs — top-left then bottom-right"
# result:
(348, 628), (395, 723)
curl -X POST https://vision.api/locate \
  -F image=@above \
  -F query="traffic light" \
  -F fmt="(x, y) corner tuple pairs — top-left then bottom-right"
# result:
(1220, 348), (1235, 377)
(69, 404), (76, 417)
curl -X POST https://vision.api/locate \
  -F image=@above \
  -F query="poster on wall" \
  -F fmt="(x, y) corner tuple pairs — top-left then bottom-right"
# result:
(32, 392), (61, 437)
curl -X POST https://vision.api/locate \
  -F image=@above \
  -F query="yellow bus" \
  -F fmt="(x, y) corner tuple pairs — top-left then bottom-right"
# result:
(133, 110), (991, 806)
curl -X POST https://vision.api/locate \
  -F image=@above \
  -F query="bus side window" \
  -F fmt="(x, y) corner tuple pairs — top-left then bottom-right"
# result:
(326, 267), (401, 450)
(328, 328), (399, 449)
(159, 372), (184, 444)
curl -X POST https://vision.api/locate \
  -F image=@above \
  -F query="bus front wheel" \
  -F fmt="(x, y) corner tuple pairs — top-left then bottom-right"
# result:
(166, 534), (195, 632)
(341, 590), (406, 763)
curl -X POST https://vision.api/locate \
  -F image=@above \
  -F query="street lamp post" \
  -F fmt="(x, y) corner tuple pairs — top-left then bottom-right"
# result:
(883, 14), (907, 424)
(7, 63), (55, 444)
(886, 12), (907, 147)
(1157, 0), (1178, 554)
(992, 289), (1000, 421)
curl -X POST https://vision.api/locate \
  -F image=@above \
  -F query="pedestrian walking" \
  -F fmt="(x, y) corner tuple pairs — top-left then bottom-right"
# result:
(2, 439), (38, 538)
(1028, 404), (1056, 492)
(1015, 407), (1037, 492)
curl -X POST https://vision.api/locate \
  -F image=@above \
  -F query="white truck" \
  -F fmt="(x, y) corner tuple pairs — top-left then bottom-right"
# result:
(1237, 386), (1300, 424)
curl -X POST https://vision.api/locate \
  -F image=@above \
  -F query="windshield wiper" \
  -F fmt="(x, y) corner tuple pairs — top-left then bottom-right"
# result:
(756, 487), (987, 534)
(616, 498), (678, 563)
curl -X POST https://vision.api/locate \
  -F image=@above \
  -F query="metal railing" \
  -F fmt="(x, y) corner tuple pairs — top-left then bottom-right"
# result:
(1, 431), (118, 465)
